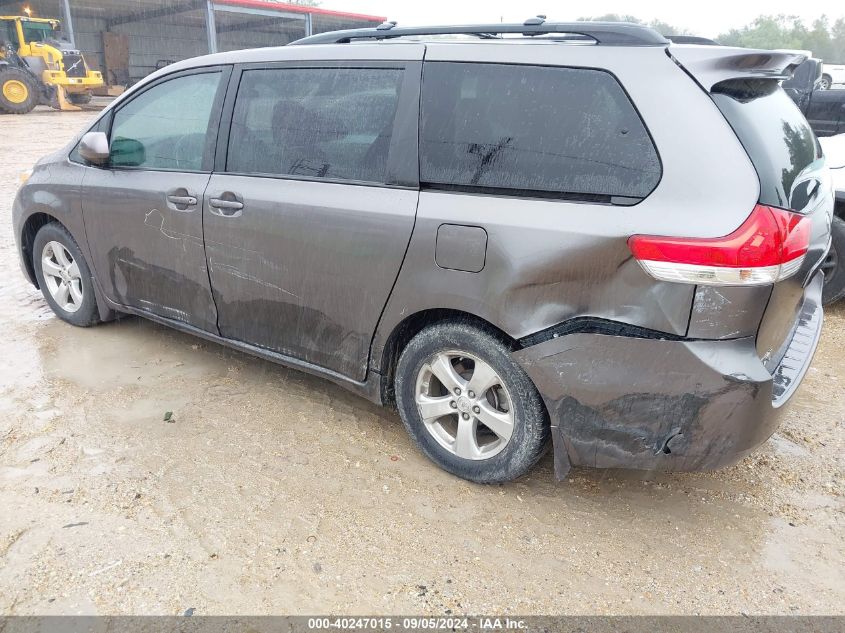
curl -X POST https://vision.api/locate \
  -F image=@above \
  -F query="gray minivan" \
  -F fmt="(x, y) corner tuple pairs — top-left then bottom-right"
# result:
(12, 20), (834, 482)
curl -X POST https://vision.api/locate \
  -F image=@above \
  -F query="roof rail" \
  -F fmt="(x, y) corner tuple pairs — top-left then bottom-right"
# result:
(289, 18), (669, 47)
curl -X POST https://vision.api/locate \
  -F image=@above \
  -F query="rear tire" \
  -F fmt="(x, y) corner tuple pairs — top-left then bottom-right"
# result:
(822, 215), (845, 305)
(32, 222), (101, 327)
(0, 67), (38, 114)
(395, 320), (549, 483)
(820, 74), (832, 90)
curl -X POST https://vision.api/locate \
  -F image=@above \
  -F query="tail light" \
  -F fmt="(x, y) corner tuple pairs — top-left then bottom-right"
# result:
(628, 204), (810, 286)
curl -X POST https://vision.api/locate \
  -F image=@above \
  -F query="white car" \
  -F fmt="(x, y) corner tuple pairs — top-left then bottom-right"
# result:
(822, 134), (845, 196)
(820, 134), (845, 303)
(821, 63), (845, 89)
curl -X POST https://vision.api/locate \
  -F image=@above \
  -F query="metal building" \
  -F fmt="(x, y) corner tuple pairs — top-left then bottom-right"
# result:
(0, 0), (384, 85)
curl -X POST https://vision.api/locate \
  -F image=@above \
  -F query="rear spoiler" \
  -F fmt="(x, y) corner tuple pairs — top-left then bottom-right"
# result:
(669, 45), (807, 91)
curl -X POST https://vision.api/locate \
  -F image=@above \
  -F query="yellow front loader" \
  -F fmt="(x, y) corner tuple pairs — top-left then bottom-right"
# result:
(0, 15), (103, 114)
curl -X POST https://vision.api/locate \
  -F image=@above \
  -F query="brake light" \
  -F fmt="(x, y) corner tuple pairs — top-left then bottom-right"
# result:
(628, 204), (810, 286)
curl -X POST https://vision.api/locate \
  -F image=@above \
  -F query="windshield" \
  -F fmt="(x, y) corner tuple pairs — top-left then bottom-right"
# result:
(22, 21), (62, 43)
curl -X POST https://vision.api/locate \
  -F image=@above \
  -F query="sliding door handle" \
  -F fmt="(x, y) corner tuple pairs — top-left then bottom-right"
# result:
(209, 198), (244, 211)
(208, 194), (244, 218)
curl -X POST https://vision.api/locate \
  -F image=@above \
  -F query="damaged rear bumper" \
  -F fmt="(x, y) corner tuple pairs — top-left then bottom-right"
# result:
(513, 276), (824, 479)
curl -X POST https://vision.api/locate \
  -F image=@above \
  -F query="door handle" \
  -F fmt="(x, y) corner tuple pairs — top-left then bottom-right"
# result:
(167, 195), (197, 206)
(209, 198), (244, 211)
(208, 196), (244, 218)
(165, 188), (198, 211)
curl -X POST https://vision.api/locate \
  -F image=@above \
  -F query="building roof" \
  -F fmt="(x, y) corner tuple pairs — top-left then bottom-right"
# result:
(215, 0), (385, 23)
(0, 0), (384, 25)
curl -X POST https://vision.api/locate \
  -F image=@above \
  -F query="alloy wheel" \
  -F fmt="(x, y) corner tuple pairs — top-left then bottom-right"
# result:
(414, 351), (514, 460)
(41, 241), (83, 313)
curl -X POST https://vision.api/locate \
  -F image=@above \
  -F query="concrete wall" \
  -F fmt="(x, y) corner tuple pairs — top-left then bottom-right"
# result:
(73, 15), (107, 74)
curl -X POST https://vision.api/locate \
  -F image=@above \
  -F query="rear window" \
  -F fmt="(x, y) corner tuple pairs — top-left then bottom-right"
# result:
(419, 62), (661, 203)
(711, 79), (822, 210)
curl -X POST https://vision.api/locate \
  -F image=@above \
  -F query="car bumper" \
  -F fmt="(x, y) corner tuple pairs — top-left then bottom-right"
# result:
(41, 70), (104, 91)
(513, 274), (824, 478)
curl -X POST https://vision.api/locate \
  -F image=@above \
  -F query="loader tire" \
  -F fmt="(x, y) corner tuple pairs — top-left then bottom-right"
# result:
(0, 67), (38, 114)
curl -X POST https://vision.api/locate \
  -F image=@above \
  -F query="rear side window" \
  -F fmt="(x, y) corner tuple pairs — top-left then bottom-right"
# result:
(712, 80), (822, 210)
(419, 62), (661, 202)
(227, 67), (403, 183)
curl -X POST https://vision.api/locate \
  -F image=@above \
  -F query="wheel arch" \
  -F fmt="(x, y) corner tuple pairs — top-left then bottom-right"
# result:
(375, 308), (520, 406)
(19, 211), (117, 322)
(20, 211), (63, 289)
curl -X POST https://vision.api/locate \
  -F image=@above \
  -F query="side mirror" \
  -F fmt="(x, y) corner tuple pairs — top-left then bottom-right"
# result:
(78, 131), (110, 165)
(110, 137), (146, 167)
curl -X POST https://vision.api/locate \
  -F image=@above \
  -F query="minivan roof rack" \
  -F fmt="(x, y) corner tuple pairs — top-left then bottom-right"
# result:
(290, 18), (669, 47)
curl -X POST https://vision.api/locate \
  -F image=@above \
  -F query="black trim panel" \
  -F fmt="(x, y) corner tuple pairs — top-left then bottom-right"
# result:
(519, 317), (687, 349)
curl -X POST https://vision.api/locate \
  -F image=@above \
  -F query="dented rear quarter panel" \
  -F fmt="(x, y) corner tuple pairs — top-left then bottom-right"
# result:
(371, 43), (761, 370)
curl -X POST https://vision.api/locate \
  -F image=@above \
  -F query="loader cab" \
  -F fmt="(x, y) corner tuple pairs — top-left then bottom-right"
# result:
(22, 18), (70, 53)
(1, 17), (33, 50)
(0, 18), (17, 49)
(20, 18), (63, 43)
(1, 16), (65, 54)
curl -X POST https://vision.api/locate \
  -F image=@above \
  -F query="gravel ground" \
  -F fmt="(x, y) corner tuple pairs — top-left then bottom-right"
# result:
(0, 108), (843, 616)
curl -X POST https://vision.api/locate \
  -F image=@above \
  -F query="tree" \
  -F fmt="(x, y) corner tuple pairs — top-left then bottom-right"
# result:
(717, 15), (845, 61)
(833, 17), (845, 57)
(580, 12), (845, 60)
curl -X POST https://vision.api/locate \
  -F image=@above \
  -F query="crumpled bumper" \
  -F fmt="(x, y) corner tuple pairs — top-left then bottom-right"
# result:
(513, 276), (824, 479)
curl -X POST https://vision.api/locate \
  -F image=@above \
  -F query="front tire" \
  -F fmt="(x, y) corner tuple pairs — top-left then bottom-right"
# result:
(822, 215), (845, 305)
(820, 74), (832, 90)
(0, 67), (38, 114)
(32, 222), (101, 327)
(395, 321), (549, 483)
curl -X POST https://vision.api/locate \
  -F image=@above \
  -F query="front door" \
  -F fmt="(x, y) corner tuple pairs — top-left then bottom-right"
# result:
(81, 68), (229, 332)
(203, 61), (422, 379)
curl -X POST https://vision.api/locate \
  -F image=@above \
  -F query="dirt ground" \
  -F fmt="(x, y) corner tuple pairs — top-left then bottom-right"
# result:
(0, 108), (843, 616)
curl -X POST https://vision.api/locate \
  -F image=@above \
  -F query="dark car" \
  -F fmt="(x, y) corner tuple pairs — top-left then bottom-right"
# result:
(12, 20), (834, 483)
(783, 56), (845, 137)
